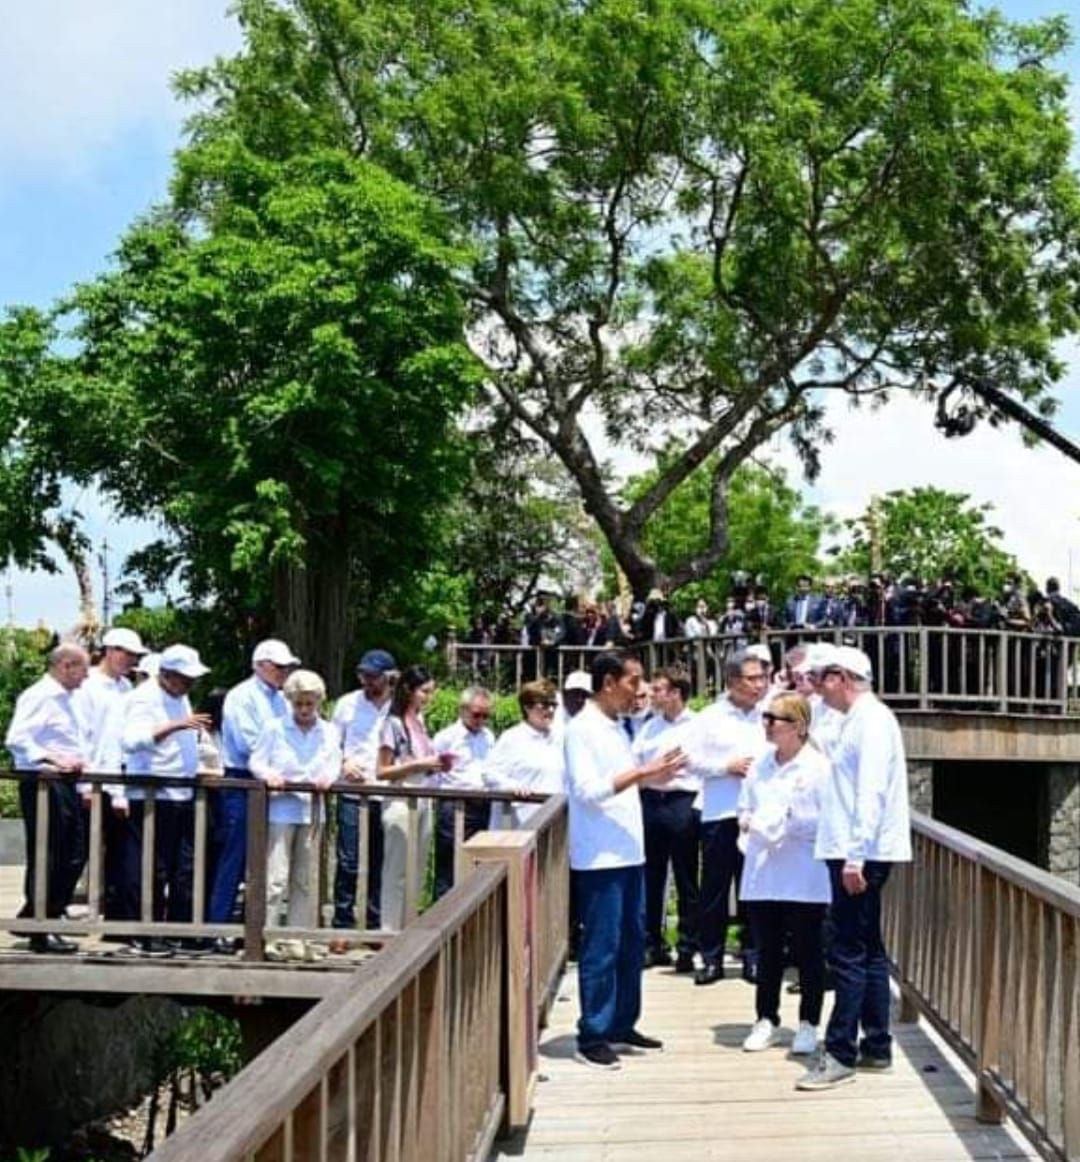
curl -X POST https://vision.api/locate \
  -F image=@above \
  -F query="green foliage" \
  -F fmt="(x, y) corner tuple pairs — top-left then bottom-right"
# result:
(424, 686), (522, 736)
(834, 487), (1022, 593)
(170, 0), (1080, 598)
(161, 1008), (243, 1082)
(614, 461), (835, 608)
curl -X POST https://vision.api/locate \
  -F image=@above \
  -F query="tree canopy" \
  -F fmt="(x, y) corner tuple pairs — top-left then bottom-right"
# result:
(2, 146), (480, 681)
(836, 486), (1021, 594)
(172, 0), (1080, 597)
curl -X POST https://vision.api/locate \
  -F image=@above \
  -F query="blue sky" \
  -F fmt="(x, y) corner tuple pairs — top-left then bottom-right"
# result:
(3, 1), (1080, 629)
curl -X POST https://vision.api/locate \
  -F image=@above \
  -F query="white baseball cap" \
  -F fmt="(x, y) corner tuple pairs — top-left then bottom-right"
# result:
(563, 670), (592, 693)
(834, 645), (873, 682)
(252, 639), (301, 667)
(102, 627), (148, 655)
(746, 643), (773, 666)
(158, 644), (211, 679)
(794, 642), (841, 674)
(136, 652), (161, 677)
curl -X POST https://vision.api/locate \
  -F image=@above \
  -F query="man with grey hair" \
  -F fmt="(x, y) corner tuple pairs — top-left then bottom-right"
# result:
(680, 648), (769, 985)
(796, 646), (911, 1090)
(5, 643), (90, 953)
(431, 685), (495, 898)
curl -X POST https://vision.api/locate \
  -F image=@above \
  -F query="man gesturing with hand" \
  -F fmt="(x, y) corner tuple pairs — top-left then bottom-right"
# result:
(564, 652), (686, 1071)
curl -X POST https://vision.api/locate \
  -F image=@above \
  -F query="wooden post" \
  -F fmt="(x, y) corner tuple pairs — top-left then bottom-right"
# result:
(244, 781), (268, 962)
(465, 830), (538, 1131)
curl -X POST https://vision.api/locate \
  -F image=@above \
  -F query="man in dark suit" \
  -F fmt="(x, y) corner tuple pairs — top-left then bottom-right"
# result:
(637, 588), (682, 642)
(784, 575), (824, 630)
(1046, 577), (1080, 637)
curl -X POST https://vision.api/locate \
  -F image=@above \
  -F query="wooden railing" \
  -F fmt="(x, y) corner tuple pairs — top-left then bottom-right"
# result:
(449, 626), (1080, 715)
(521, 793), (570, 1025)
(146, 862), (509, 1162)
(143, 797), (570, 1161)
(886, 812), (1080, 1162)
(0, 770), (546, 959)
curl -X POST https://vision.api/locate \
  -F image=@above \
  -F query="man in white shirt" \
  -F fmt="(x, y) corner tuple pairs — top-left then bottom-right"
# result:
(210, 639), (298, 931)
(564, 652), (686, 1070)
(633, 668), (699, 972)
(117, 644), (212, 956)
(797, 646), (912, 1091)
(4, 643), (90, 953)
(682, 649), (769, 985)
(331, 648), (397, 939)
(77, 626), (148, 931)
(431, 686), (495, 899)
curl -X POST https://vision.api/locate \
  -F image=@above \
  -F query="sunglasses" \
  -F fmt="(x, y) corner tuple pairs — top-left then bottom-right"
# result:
(762, 712), (797, 724)
(528, 701), (558, 711)
(467, 709), (491, 720)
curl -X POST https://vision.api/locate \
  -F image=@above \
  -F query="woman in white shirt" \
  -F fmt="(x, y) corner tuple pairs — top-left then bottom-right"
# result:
(484, 680), (564, 826)
(250, 670), (339, 946)
(737, 692), (831, 1056)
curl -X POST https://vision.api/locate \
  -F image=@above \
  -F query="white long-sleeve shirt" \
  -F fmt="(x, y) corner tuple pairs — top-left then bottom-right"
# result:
(221, 674), (288, 770)
(631, 707), (699, 793)
(76, 667), (132, 779)
(682, 696), (767, 821)
(737, 744), (831, 903)
(563, 701), (643, 871)
(814, 692), (912, 864)
(431, 719), (494, 791)
(250, 716), (340, 825)
(484, 721), (564, 827)
(119, 680), (199, 803)
(5, 674), (88, 769)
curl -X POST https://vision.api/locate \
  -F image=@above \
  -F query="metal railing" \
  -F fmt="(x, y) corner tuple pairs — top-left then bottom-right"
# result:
(448, 626), (1080, 714)
(886, 812), (1080, 1162)
(0, 770), (546, 959)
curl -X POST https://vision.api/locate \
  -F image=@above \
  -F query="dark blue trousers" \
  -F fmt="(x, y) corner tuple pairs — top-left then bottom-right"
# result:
(698, 817), (744, 968)
(332, 797), (383, 930)
(574, 864), (645, 1049)
(206, 767), (251, 923)
(824, 860), (893, 1066)
(641, 788), (699, 957)
(109, 799), (194, 923)
(18, 776), (84, 919)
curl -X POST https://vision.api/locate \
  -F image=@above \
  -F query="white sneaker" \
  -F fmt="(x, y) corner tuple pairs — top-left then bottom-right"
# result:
(791, 1021), (819, 1055)
(742, 1018), (781, 1052)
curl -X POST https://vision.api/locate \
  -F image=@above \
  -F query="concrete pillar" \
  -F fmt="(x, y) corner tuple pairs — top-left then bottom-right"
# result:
(908, 760), (933, 817)
(1044, 764), (1080, 886)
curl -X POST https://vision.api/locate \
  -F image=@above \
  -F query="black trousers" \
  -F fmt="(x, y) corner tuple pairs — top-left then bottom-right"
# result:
(18, 776), (85, 920)
(698, 817), (745, 967)
(748, 900), (828, 1026)
(433, 799), (491, 899)
(108, 799), (194, 923)
(641, 789), (699, 957)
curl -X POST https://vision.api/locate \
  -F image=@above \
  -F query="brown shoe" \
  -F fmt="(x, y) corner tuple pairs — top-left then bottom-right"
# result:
(328, 937), (350, 955)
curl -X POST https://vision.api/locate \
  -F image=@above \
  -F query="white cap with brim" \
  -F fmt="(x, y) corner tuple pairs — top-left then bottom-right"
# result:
(102, 627), (148, 655)
(563, 670), (592, 693)
(158, 644), (211, 679)
(136, 653), (161, 677)
(252, 638), (301, 667)
(746, 644), (773, 665)
(834, 645), (873, 682)
(794, 642), (841, 674)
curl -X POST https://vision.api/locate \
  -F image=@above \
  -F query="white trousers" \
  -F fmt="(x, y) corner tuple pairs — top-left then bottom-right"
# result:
(380, 798), (432, 931)
(267, 821), (319, 929)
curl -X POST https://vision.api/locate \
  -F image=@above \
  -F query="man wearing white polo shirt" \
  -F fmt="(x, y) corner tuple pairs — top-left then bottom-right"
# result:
(564, 652), (686, 1070)
(796, 646), (912, 1090)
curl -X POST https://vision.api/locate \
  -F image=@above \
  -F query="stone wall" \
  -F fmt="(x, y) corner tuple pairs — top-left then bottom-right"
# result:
(1044, 764), (1080, 886)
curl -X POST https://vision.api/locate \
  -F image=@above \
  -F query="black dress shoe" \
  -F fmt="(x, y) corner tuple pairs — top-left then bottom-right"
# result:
(674, 953), (696, 974)
(694, 962), (724, 986)
(644, 946), (673, 968)
(29, 933), (78, 955)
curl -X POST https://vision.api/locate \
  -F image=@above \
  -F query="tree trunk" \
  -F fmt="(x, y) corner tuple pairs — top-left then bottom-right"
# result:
(271, 539), (352, 693)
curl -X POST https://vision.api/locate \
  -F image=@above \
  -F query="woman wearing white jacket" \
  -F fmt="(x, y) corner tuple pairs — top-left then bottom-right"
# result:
(737, 692), (831, 1056)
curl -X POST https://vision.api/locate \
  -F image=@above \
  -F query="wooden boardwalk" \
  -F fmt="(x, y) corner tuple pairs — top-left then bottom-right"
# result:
(494, 963), (1039, 1162)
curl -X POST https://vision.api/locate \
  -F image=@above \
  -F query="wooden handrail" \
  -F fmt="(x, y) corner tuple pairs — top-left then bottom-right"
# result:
(147, 862), (509, 1162)
(886, 811), (1080, 1162)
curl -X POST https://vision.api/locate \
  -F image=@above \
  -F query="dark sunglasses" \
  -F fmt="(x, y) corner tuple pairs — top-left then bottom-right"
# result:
(467, 709), (491, 720)
(762, 712), (797, 724)
(528, 700), (558, 711)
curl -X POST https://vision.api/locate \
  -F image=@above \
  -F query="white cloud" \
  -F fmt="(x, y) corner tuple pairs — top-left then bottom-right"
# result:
(0, 1), (241, 181)
(799, 391), (1080, 592)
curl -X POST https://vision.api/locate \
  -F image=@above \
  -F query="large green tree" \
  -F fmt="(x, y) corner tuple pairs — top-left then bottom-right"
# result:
(615, 459), (835, 611)
(837, 486), (1022, 594)
(173, 0), (1080, 598)
(2, 146), (479, 682)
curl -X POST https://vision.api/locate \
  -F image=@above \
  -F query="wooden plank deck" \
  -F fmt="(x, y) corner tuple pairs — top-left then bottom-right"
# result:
(494, 963), (1039, 1162)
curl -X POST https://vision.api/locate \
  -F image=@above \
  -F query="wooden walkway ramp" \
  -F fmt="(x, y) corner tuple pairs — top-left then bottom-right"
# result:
(494, 964), (1039, 1162)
